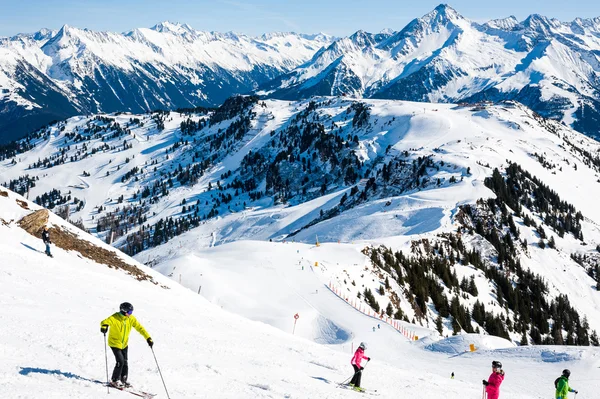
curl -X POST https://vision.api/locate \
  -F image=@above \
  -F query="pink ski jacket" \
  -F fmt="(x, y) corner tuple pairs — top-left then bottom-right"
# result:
(485, 371), (505, 399)
(351, 348), (369, 368)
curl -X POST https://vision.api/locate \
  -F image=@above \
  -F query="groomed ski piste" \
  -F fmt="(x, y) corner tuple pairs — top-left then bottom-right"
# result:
(1, 188), (600, 398)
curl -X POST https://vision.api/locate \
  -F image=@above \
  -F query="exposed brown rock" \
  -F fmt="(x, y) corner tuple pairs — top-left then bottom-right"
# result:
(18, 209), (158, 283)
(17, 209), (49, 233)
(15, 199), (29, 210)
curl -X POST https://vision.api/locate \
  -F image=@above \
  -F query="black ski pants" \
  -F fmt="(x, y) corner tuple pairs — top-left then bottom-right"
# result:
(110, 346), (129, 383)
(350, 365), (362, 387)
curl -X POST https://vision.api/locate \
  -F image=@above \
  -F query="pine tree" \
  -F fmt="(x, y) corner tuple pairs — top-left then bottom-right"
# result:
(452, 317), (461, 335)
(436, 315), (443, 336)
(386, 302), (394, 317)
(394, 308), (403, 320)
(520, 331), (528, 346)
(468, 276), (478, 296)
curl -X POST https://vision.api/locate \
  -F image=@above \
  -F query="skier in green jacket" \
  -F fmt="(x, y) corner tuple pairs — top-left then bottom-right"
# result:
(555, 369), (578, 399)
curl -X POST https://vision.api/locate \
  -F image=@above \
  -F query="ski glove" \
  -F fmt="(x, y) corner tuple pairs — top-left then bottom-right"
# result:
(147, 338), (154, 348)
(359, 367), (364, 371)
(482, 380), (489, 386)
(367, 357), (371, 361)
(101, 325), (108, 334)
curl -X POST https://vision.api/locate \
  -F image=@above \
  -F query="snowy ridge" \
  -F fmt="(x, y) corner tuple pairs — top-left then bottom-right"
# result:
(259, 4), (600, 138)
(0, 22), (333, 142)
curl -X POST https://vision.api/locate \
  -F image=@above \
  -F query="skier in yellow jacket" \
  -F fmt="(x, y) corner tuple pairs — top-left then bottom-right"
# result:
(101, 302), (153, 388)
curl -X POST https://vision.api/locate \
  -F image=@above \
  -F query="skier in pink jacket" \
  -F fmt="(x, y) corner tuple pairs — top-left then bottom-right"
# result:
(482, 360), (505, 399)
(349, 342), (370, 392)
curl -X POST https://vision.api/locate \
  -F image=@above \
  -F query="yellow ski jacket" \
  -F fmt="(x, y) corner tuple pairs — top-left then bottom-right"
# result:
(101, 312), (151, 349)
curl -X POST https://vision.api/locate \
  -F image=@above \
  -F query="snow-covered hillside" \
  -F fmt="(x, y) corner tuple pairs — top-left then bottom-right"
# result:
(1, 186), (600, 399)
(259, 4), (600, 138)
(3, 95), (600, 348)
(0, 22), (333, 142)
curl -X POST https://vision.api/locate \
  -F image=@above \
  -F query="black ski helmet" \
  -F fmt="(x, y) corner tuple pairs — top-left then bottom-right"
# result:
(120, 302), (134, 314)
(562, 369), (571, 378)
(492, 360), (502, 369)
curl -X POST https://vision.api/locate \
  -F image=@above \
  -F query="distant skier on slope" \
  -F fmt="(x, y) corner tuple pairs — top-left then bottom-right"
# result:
(100, 302), (153, 388)
(41, 226), (52, 257)
(349, 342), (370, 392)
(482, 360), (505, 399)
(555, 369), (578, 399)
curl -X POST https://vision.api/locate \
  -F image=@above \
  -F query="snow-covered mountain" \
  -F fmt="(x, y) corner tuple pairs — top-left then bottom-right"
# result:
(3, 95), (600, 347)
(0, 22), (333, 142)
(259, 4), (600, 139)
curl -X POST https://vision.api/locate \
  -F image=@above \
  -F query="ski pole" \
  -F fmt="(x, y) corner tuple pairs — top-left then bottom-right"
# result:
(103, 333), (110, 394)
(339, 360), (369, 385)
(151, 347), (171, 399)
(340, 368), (361, 386)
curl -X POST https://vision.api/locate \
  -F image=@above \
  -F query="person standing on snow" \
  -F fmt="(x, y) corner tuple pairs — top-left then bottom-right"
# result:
(482, 360), (505, 399)
(41, 226), (52, 257)
(349, 342), (370, 392)
(100, 302), (153, 388)
(555, 369), (578, 399)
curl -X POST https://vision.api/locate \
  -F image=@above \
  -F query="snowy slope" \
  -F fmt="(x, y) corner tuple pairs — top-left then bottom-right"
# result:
(4, 98), (600, 243)
(0, 23), (333, 142)
(1, 186), (600, 399)
(259, 5), (600, 138)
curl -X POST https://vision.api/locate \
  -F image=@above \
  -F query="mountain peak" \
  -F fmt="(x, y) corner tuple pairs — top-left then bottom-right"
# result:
(430, 4), (463, 20)
(298, 32), (335, 42)
(58, 24), (71, 34)
(348, 30), (376, 47)
(45, 24), (78, 45)
(484, 16), (520, 30)
(522, 13), (562, 33)
(416, 4), (465, 30)
(150, 21), (195, 35)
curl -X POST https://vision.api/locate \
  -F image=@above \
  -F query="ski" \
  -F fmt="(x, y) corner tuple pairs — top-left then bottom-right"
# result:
(105, 383), (156, 398)
(336, 384), (379, 396)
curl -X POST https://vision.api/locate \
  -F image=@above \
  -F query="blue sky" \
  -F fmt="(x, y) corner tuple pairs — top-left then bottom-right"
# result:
(0, 0), (598, 37)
